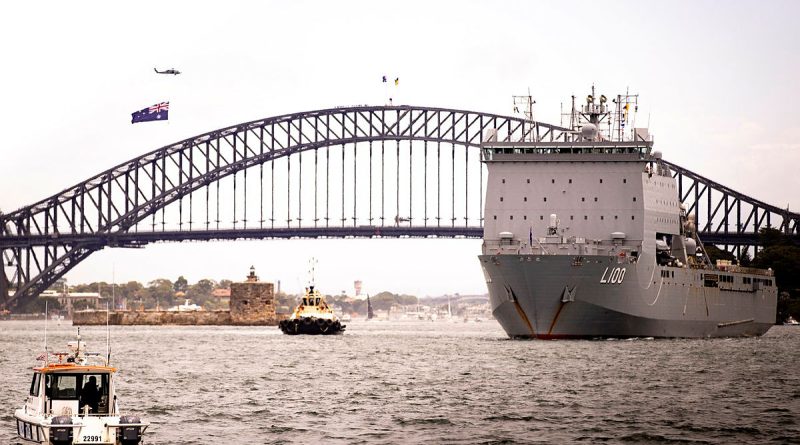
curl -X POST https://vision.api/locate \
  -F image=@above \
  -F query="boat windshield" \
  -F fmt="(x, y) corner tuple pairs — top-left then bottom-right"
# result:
(45, 373), (110, 415)
(29, 373), (42, 396)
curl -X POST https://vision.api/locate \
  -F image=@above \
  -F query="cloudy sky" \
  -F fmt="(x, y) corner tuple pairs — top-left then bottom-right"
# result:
(1, 0), (798, 296)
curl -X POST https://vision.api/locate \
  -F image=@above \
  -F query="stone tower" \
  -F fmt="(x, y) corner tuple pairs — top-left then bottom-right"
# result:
(229, 266), (276, 325)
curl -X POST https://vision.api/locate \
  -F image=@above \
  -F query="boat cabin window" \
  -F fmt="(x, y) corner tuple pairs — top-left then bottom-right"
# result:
(302, 298), (309, 305)
(29, 373), (41, 396)
(47, 373), (110, 414)
(315, 298), (320, 306)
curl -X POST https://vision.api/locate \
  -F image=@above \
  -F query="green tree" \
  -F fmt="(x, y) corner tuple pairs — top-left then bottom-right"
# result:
(187, 279), (216, 307)
(173, 276), (188, 293)
(147, 278), (174, 307)
(751, 229), (800, 323)
(704, 245), (736, 265)
(21, 296), (62, 314)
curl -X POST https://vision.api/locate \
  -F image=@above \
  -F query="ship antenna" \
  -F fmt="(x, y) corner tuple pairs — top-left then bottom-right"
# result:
(308, 257), (317, 287)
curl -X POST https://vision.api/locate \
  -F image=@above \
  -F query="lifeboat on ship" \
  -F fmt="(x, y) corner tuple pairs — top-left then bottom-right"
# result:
(279, 286), (346, 335)
(13, 330), (149, 444)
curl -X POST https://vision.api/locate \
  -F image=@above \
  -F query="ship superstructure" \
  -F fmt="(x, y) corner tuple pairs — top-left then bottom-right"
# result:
(479, 87), (777, 338)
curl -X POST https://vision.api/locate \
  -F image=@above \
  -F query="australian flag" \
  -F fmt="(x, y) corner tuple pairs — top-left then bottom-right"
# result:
(131, 101), (169, 124)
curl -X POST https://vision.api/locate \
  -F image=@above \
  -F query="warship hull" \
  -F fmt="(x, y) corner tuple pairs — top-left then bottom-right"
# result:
(480, 254), (776, 339)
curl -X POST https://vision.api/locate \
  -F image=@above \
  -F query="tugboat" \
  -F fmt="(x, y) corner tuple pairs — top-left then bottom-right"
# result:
(13, 329), (148, 444)
(279, 285), (346, 335)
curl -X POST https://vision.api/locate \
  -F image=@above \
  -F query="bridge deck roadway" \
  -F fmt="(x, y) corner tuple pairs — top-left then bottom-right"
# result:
(0, 228), (780, 249)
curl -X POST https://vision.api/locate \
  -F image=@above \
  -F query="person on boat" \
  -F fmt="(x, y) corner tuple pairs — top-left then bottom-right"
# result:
(80, 376), (100, 413)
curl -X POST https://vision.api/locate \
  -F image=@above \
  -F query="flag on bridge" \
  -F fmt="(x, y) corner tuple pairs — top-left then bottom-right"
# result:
(131, 101), (169, 124)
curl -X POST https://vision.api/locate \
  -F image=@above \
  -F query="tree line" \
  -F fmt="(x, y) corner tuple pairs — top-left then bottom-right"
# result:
(706, 228), (800, 323)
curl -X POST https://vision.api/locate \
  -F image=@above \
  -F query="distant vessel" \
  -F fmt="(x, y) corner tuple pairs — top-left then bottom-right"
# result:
(14, 329), (149, 444)
(279, 286), (346, 335)
(479, 87), (777, 339)
(366, 295), (375, 320)
(167, 299), (202, 312)
(785, 316), (799, 326)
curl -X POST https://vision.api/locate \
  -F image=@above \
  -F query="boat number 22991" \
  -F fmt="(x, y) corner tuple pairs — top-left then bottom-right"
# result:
(600, 267), (626, 284)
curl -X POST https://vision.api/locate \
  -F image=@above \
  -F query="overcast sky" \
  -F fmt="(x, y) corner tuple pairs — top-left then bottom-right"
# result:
(1, 1), (798, 297)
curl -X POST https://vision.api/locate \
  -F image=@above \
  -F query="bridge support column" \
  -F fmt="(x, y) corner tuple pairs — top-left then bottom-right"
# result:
(0, 252), (8, 309)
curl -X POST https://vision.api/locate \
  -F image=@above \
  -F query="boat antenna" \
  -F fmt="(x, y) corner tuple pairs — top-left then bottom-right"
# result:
(44, 300), (48, 365)
(106, 301), (111, 364)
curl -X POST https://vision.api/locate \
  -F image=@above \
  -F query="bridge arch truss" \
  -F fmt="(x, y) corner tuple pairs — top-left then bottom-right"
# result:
(0, 106), (567, 309)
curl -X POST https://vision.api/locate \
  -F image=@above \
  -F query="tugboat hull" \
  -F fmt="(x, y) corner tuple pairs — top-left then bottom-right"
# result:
(279, 317), (345, 335)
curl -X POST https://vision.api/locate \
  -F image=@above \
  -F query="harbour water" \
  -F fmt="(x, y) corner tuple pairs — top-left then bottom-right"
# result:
(1, 320), (798, 444)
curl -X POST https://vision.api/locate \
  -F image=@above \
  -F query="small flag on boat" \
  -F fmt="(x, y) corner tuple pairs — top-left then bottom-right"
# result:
(394, 77), (399, 86)
(131, 101), (169, 124)
(382, 75), (387, 83)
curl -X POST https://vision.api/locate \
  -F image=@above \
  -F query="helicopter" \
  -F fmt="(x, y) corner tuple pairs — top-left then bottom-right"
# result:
(154, 67), (181, 75)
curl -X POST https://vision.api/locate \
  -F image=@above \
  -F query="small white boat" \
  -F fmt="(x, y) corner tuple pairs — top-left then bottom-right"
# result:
(785, 316), (799, 326)
(14, 329), (148, 444)
(167, 299), (202, 312)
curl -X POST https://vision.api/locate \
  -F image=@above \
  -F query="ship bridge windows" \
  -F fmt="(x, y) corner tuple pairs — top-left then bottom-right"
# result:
(703, 274), (719, 288)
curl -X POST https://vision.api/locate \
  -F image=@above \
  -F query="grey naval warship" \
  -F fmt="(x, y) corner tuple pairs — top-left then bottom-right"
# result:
(479, 88), (777, 339)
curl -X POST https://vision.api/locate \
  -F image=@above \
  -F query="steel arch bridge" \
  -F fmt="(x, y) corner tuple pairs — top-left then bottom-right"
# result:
(1, 105), (798, 310)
